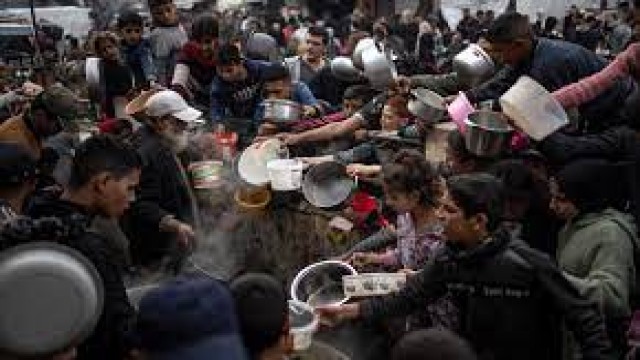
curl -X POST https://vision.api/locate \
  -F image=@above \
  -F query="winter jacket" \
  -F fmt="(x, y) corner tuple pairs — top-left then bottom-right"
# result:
(360, 229), (612, 360)
(24, 197), (134, 360)
(125, 126), (197, 266)
(121, 38), (156, 87)
(0, 115), (41, 159)
(557, 208), (637, 321)
(466, 38), (636, 133)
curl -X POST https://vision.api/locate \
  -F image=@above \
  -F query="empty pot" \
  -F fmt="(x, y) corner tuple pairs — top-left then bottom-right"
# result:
(453, 44), (495, 87)
(463, 111), (513, 157)
(330, 57), (363, 82)
(408, 88), (447, 124)
(290, 260), (357, 308)
(302, 161), (354, 209)
(262, 99), (302, 123)
(362, 46), (397, 91)
(352, 38), (376, 70)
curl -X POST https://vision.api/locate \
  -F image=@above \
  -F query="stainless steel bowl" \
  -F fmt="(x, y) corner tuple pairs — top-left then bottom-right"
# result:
(290, 260), (357, 307)
(408, 88), (447, 124)
(464, 111), (513, 157)
(330, 57), (363, 82)
(362, 47), (397, 91)
(302, 161), (354, 208)
(352, 38), (375, 70)
(453, 44), (495, 88)
(262, 99), (303, 123)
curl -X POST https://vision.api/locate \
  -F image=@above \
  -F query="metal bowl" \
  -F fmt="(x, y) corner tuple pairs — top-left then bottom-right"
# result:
(330, 57), (363, 82)
(453, 44), (495, 88)
(408, 88), (447, 124)
(463, 111), (513, 158)
(262, 99), (303, 123)
(352, 38), (375, 70)
(302, 161), (354, 209)
(0, 242), (104, 356)
(290, 261), (357, 307)
(362, 47), (397, 91)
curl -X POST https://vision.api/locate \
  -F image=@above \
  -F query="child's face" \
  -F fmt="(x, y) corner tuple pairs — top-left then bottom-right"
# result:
(99, 40), (120, 62)
(380, 105), (402, 131)
(264, 79), (291, 100)
(120, 25), (143, 46)
(383, 184), (419, 214)
(342, 98), (363, 117)
(151, 3), (179, 26)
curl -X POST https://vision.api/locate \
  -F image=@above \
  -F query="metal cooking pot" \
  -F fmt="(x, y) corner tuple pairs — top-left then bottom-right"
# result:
(453, 44), (495, 88)
(330, 57), (363, 82)
(362, 46), (397, 91)
(352, 38), (375, 70)
(302, 161), (354, 208)
(290, 260), (357, 307)
(464, 111), (513, 157)
(262, 99), (303, 123)
(408, 88), (447, 124)
(85, 57), (102, 102)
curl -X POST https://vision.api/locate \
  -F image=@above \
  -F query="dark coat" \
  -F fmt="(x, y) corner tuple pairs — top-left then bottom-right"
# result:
(24, 197), (134, 360)
(360, 229), (612, 360)
(126, 126), (195, 266)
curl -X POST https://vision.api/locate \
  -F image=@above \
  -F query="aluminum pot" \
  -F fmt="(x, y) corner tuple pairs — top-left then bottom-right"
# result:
(262, 99), (303, 123)
(85, 57), (102, 102)
(330, 57), (363, 82)
(302, 161), (354, 208)
(452, 44), (495, 88)
(290, 260), (357, 307)
(408, 88), (447, 124)
(362, 46), (397, 91)
(352, 38), (375, 70)
(463, 111), (513, 157)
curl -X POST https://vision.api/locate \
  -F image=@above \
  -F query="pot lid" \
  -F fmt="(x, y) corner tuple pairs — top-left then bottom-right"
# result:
(0, 242), (104, 356)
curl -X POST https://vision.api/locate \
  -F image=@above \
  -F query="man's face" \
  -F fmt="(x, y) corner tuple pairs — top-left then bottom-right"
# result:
(342, 98), (363, 117)
(305, 34), (326, 59)
(437, 188), (482, 247)
(31, 108), (63, 138)
(484, 39), (529, 66)
(151, 3), (178, 26)
(549, 179), (579, 221)
(264, 79), (292, 100)
(95, 169), (140, 218)
(120, 25), (143, 46)
(158, 116), (189, 153)
(217, 63), (247, 83)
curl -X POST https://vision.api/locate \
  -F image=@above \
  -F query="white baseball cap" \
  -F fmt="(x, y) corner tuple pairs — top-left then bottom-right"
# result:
(145, 90), (204, 123)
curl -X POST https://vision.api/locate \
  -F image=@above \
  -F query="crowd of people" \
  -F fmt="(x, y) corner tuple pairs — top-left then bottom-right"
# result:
(3, 0), (640, 359)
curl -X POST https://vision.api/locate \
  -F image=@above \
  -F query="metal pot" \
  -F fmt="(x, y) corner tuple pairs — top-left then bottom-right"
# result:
(85, 57), (102, 102)
(463, 111), (513, 157)
(302, 161), (354, 209)
(290, 260), (357, 307)
(330, 57), (363, 82)
(452, 44), (495, 88)
(362, 46), (397, 91)
(408, 88), (447, 124)
(262, 99), (303, 123)
(352, 38), (375, 70)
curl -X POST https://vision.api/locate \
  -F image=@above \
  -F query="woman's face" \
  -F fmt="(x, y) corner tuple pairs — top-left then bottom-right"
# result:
(380, 105), (403, 131)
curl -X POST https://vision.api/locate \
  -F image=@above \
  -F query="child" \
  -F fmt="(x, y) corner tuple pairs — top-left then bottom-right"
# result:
(230, 273), (293, 360)
(147, 0), (188, 86)
(92, 32), (133, 119)
(118, 11), (156, 89)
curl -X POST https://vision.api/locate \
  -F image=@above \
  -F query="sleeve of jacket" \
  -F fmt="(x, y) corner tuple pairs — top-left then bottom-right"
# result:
(359, 256), (447, 322)
(141, 41), (157, 83)
(334, 142), (377, 165)
(517, 244), (613, 359)
(563, 221), (634, 319)
(210, 80), (224, 123)
(130, 153), (171, 230)
(293, 82), (320, 107)
(538, 127), (631, 166)
(348, 227), (398, 254)
(465, 66), (519, 104)
(411, 72), (462, 96)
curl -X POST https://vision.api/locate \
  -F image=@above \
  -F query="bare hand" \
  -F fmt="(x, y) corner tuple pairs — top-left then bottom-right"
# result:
(346, 164), (381, 178)
(277, 132), (302, 146)
(394, 75), (413, 94)
(349, 252), (379, 267)
(303, 105), (317, 118)
(172, 221), (195, 248)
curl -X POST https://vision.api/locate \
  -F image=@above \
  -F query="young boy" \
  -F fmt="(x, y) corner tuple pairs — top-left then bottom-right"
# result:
(318, 173), (613, 360)
(230, 273), (293, 360)
(118, 11), (156, 89)
(147, 0), (188, 86)
(25, 135), (141, 360)
(93, 32), (134, 119)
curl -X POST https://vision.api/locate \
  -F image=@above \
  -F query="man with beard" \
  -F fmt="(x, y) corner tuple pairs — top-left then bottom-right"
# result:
(126, 90), (202, 268)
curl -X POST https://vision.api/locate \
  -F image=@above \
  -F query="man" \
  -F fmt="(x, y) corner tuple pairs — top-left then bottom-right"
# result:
(284, 26), (329, 85)
(0, 143), (38, 223)
(318, 174), (612, 360)
(210, 44), (277, 133)
(231, 274), (293, 360)
(550, 159), (637, 357)
(26, 135), (141, 360)
(0, 85), (81, 159)
(130, 276), (248, 360)
(127, 89), (202, 268)
(467, 12), (636, 133)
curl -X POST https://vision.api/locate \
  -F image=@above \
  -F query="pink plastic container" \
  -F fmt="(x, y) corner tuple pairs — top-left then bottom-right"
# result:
(447, 92), (475, 132)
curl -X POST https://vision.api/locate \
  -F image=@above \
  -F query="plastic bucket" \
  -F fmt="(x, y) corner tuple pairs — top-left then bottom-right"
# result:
(238, 139), (288, 186)
(289, 300), (319, 351)
(267, 159), (304, 191)
(447, 92), (475, 132)
(189, 161), (223, 189)
(499, 76), (569, 141)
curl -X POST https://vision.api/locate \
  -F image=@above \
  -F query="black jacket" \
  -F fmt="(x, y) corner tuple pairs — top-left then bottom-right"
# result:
(360, 229), (612, 360)
(126, 126), (195, 266)
(539, 126), (640, 225)
(23, 196), (134, 360)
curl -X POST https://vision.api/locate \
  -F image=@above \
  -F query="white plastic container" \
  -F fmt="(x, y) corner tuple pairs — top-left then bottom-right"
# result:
(499, 76), (569, 141)
(289, 300), (319, 351)
(266, 159), (304, 191)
